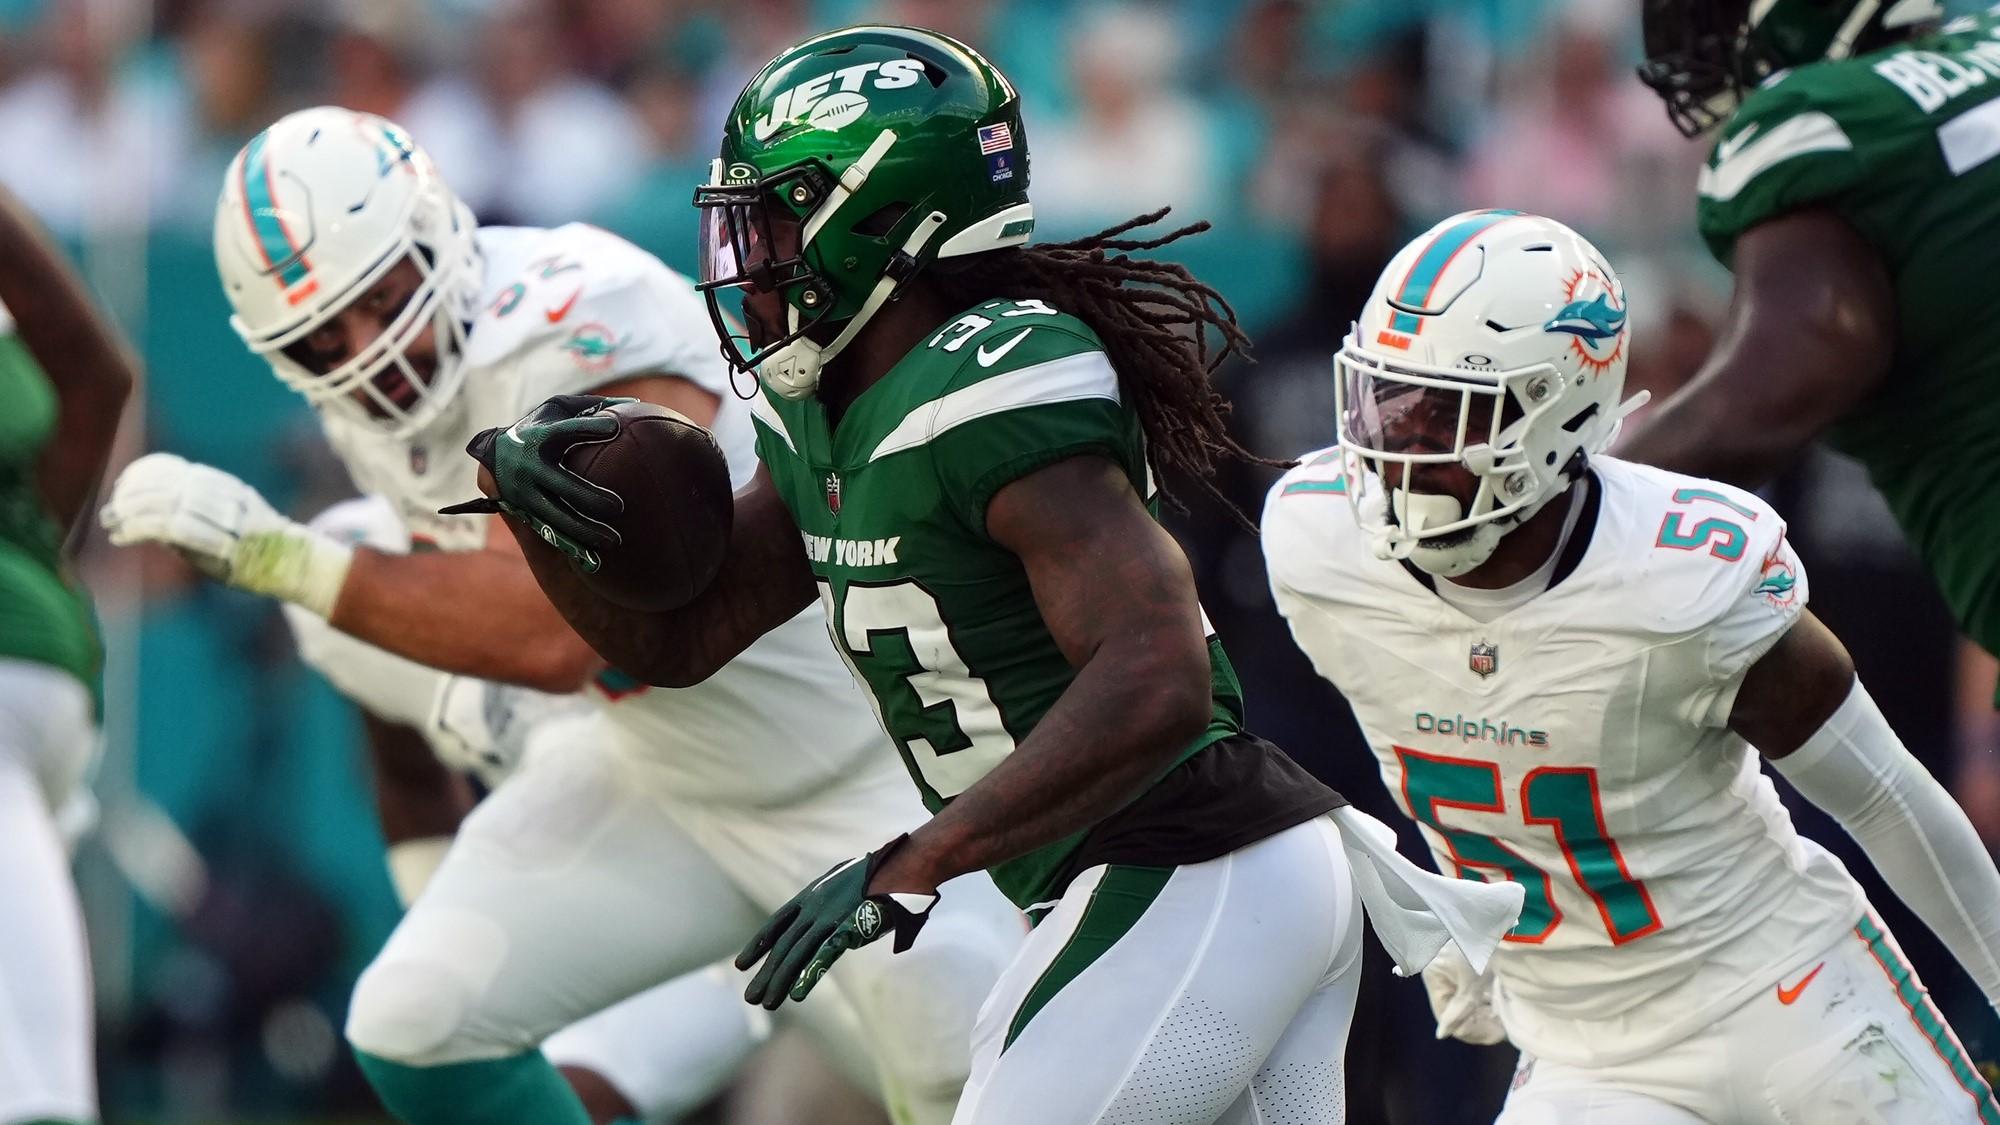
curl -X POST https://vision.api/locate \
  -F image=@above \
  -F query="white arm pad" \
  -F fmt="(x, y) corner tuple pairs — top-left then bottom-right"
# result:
(1772, 678), (2000, 1009)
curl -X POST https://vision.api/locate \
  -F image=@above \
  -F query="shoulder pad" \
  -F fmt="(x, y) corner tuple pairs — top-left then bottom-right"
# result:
(1261, 448), (1384, 604)
(925, 299), (1106, 386)
(465, 224), (729, 404)
(1594, 460), (1795, 637)
(1699, 65), (1884, 262)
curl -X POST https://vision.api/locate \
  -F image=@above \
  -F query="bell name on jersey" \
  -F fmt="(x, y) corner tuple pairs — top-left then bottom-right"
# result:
(1698, 7), (2000, 690)
(1264, 452), (1865, 1068)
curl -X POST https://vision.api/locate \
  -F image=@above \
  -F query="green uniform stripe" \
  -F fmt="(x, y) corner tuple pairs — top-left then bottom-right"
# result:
(1003, 865), (1172, 1052)
(1855, 915), (2000, 1124)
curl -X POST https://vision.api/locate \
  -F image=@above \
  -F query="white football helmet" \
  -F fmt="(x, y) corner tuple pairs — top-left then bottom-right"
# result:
(1335, 210), (1646, 577)
(214, 106), (481, 436)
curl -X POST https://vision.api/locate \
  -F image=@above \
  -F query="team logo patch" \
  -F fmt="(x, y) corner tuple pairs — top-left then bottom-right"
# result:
(1756, 541), (1798, 607)
(561, 322), (629, 374)
(1469, 641), (1499, 679)
(854, 899), (883, 940)
(825, 472), (843, 514)
(1545, 269), (1627, 377)
(976, 122), (1014, 155)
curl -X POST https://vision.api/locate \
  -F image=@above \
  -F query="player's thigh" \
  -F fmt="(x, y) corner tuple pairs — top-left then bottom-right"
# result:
(1216, 868), (1364, 1125)
(542, 962), (769, 1123)
(0, 657), (96, 816)
(346, 720), (766, 1065)
(955, 817), (1355, 1125)
(0, 759), (94, 1122)
(1753, 916), (2000, 1125)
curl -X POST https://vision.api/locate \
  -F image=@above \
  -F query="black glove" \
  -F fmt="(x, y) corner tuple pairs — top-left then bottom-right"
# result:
(442, 394), (636, 569)
(734, 835), (939, 1009)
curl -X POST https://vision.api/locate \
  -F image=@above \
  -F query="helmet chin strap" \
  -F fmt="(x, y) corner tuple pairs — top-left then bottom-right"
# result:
(760, 209), (948, 401)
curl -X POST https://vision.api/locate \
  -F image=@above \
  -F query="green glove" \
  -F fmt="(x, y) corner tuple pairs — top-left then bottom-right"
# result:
(735, 835), (938, 1010)
(444, 394), (637, 570)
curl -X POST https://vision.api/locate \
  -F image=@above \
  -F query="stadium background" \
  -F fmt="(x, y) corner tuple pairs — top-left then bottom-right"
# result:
(3, 0), (1998, 1120)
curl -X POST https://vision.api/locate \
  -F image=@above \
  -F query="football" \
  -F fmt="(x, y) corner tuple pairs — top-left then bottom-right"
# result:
(561, 400), (734, 612)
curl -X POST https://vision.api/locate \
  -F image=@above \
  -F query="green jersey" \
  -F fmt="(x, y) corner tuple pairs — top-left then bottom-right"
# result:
(753, 299), (1320, 908)
(0, 326), (101, 708)
(1698, 10), (2000, 675)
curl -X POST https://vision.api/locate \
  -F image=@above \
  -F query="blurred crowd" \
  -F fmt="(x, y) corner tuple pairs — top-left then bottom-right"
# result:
(1, 0), (1995, 1120)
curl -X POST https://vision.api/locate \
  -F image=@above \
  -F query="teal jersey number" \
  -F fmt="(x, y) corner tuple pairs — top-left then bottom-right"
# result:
(1398, 748), (1663, 945)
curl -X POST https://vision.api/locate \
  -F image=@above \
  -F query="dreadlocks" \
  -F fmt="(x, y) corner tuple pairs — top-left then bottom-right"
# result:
(925, 208), (1287, 524)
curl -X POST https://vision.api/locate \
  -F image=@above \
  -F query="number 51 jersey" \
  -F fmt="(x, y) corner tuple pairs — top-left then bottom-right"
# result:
(1263, 453), (1866, 1068)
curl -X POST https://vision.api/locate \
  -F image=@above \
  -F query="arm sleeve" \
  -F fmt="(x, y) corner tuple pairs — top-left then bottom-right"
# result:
(1772, 677), (2000, 1009)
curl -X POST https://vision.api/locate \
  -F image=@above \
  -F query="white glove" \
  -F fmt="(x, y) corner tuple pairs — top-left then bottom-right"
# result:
(1421, 940), (1508, 1045)
(426, 674), (588, 786)
(101, 453), (353, 616)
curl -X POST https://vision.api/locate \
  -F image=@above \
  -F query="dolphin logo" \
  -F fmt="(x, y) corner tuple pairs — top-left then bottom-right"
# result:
(1545, 294), (1627, 342)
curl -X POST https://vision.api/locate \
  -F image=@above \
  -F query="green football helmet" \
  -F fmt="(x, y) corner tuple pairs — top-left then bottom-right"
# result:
(694, 25), (1034, 399)
(1639, 0), (1943, 136)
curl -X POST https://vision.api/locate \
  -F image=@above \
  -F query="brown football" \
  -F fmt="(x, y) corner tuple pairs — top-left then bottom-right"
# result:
(560, 400), (733, 612)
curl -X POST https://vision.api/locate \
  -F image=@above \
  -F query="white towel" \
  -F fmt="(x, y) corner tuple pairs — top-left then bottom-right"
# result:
(1331, 805), (1524, 977)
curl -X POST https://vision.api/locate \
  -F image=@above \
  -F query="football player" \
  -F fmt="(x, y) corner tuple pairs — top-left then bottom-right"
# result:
(276, 495), (784, 1125)
(475, 26), (1525, 1125)
(1263, 209), (2000, 1124)
(1627, 2), (2000, 681)
(96, 107), (1027, 1125)
(0, 184), (136, 1125)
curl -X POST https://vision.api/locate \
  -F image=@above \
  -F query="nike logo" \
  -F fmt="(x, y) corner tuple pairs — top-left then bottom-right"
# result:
(505, 420), (530, 445)
(545, 288), (583, 323)
(1776, 961), (1824, 1005)
(976, 327), (1033, 368)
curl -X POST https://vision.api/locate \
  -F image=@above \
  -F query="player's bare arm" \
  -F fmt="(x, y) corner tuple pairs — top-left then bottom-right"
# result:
(325, 373), (710, 691)
(493, 460), (816, 688)
(0, 184), (137, 536)
(1726, 609), (1857, 758)
(1620, 208), (1895, 486)
(870, 455), (1213, 895)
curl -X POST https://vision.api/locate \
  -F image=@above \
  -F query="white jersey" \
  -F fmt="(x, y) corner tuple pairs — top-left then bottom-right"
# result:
(1263, 451), (1866, 1068)
(320, 224), (886, 806)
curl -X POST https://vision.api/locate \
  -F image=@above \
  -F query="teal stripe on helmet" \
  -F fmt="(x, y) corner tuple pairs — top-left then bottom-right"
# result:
(1387, 209), (1524, 335)
(241, 130), (310, 289)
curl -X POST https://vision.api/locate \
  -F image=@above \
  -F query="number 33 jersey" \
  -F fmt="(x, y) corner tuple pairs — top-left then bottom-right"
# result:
(749, 300), (1340, 912)
(1263, 453), (1865, 1068)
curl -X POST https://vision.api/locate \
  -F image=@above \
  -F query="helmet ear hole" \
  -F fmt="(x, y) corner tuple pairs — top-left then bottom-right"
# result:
(852, 202), (909, 239)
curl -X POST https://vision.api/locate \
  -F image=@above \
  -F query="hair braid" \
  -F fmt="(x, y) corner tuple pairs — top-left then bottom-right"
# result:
(925, 208), (1289, 525)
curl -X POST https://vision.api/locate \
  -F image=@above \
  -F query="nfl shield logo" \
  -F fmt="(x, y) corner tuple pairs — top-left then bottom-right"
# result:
(409, 446), (428, 475)
(825, 472), (842, 514)
(1469, 641), (1499, 679)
